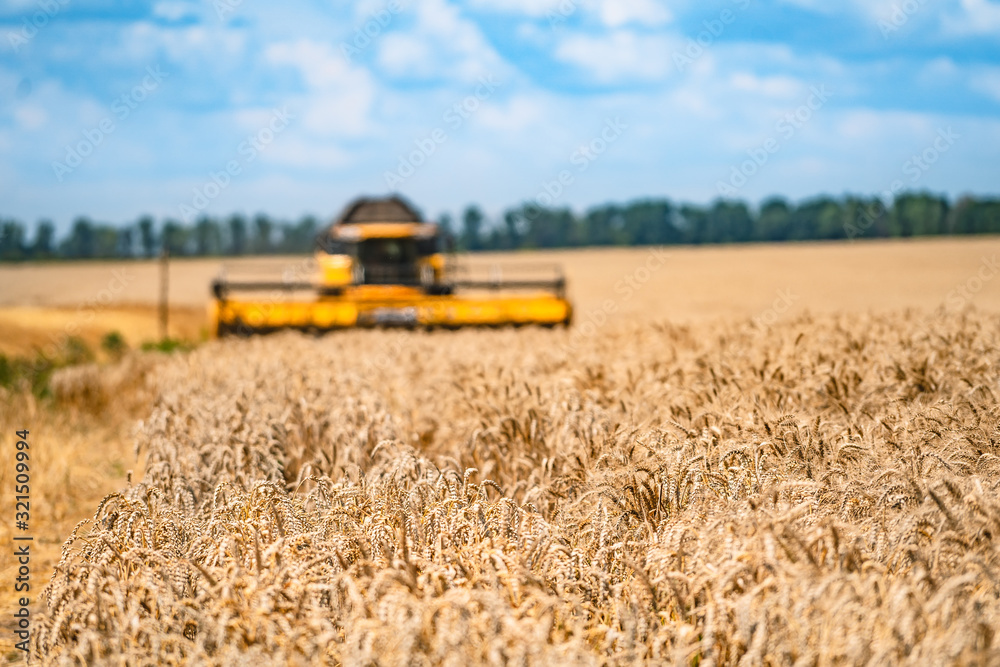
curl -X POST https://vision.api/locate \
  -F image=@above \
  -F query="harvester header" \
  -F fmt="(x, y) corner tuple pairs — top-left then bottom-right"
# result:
(210, 196), (572, 336)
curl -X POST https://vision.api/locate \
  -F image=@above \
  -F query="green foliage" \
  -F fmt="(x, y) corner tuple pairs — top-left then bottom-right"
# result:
(162, 219), (188, 256)
(140, 338), (195, 354)
(253, 213), (273, 255)
(0, 220), (27, 260)
(463, 191), (999, 250)
(195, 216), (223, 256)
(64, 336), (95, 365)
(0, 354), (11, 388)
(2, 193), (999, 264)
(138, 215), (157, 258)
(0, 355), (52, 395)
(228, 214), (248, 255)
(101, 331), (128, 359)
(0, 338), (95, 397)
(461, 205), (485, 251)
(951, 197), (1000, 235)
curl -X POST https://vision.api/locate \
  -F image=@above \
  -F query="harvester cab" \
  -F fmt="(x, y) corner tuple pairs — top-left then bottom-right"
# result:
(210, 196), (573, 336)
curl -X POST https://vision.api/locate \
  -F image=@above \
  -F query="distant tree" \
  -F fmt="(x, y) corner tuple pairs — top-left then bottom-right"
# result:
(891, 193), (949, 237)
(786, 197), (843, 241)
(757, 197), (791, 241)
(950, 197), (1000, 235)
(6, 192), (1000, 265)
(62, 217), (95, 258)
(116, 226), (135, 257)
(461, 205), (484, 251)
(502, 210), (523, 249)
(843, 197), (889, 239)
(678, 205), (709, 244)
(582, 205), (623, 246)
(91, 225), (119, 258)
(195, 216), (222, 256)
(253, 214), (273, 254)
(162, 220), (188, 256)
(279, 216), (318, 253)
(32, 220), (55, 259)
(707, 200), (755, 244)
(137, 216), (157, 258)
(0, 220), (26, 261)
(227, 214), (247, 255)
(979, 200), (1000, 234)
(436, 213), (456, 251)
(813, 198), (847, 240)
(437, 212), (454, 237)
(622, 200), (680, 245)
(522, 206), (579, 248)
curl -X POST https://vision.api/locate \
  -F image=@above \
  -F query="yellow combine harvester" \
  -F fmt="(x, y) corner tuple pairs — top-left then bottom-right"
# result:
(210, 196), (572, 336)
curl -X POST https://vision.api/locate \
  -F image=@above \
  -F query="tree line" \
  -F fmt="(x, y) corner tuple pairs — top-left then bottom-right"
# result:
(1, 192), (998, 261)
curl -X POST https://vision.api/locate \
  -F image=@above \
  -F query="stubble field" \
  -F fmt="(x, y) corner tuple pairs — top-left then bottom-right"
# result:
(1, 237), (1000, 664)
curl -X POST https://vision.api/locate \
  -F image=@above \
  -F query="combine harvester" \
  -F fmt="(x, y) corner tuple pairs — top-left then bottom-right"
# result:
(210, 196), (573, 336)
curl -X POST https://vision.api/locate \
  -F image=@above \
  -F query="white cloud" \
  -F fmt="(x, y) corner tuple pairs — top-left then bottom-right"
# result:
(152, 1), (202, 22)
(265, 40), (376, 136)
(115, 21), (247, 70)
(376, 0), (507, 82)
(729, 72), (802, 99)
(833, 109), (934, 142)
(467, 0), (565, 17)
(470, 0), (669, 26)
(918, 57), (960, 83)
(378, 34), (435, 76)
(477, 95), (546, 132)
(554, 30), (677, 82)
(596, 0), (671, 28)
(261, 137), (352, 169)
(777, 0), (897, 21)
(944, 0), (1000, 35)
(971, 67), (1000, 103)
(13, 104), (47, 131)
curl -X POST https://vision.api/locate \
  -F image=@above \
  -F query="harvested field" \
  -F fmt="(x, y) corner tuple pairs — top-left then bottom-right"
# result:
(1, 239), (1000, 664)
(0, 237), (998, 318)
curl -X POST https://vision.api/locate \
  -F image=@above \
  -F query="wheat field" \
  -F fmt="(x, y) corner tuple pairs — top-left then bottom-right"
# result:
(2, 239), (1000, 664)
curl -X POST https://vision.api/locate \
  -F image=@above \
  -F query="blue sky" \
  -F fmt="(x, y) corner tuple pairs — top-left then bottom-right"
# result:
(1, 0), (999, 230)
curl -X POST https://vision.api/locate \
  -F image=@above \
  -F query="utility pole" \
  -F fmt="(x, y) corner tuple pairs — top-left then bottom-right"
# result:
(159, 245), (169, 340)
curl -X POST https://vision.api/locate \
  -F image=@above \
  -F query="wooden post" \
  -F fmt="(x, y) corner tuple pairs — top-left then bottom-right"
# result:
(159, 246), (169, 340)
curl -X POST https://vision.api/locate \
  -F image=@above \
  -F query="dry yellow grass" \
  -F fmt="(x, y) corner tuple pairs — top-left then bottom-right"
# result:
(1, 238), (999, 664)
(0, 361), (154, 662)
(0, 306), (206, 357)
